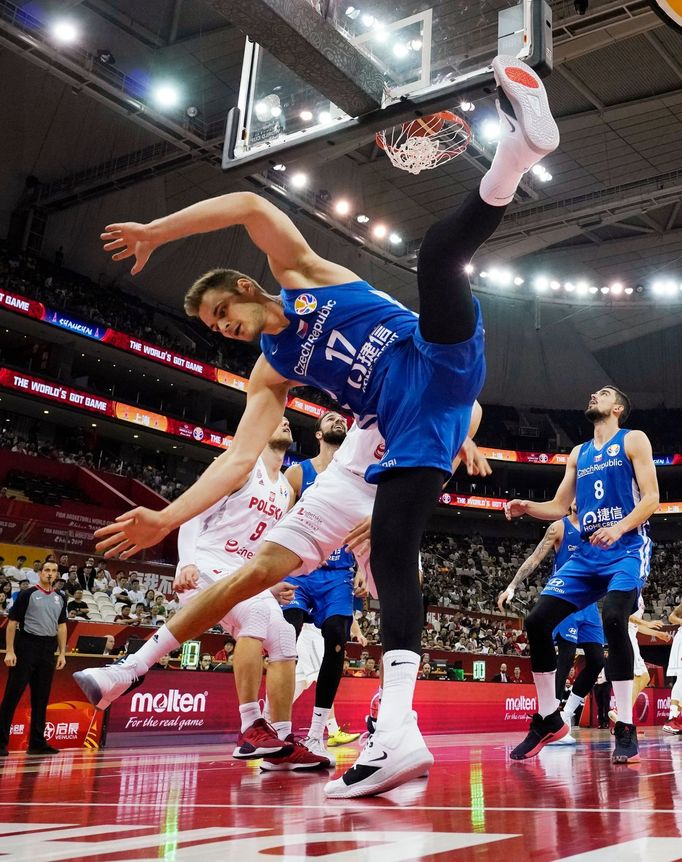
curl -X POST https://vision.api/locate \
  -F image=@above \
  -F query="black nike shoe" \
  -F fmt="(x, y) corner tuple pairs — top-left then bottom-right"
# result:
(612, 721), (640, 764)
(510, 710), (569, 760)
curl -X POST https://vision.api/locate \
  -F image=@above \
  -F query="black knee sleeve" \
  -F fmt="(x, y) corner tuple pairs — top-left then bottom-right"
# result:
(602, 590), (637, 681)
(572, 641), (605, 698)
(315, 615), (351, 710)
(370, 468), (445, 654)
(283, 608), (307, 639)
(525, 596), (578, 674)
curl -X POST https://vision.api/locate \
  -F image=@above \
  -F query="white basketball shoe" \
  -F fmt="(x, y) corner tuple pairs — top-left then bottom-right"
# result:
(324, 711), (433, 799)
(74, 657), (148, 709)
(492, 56), (560, 171)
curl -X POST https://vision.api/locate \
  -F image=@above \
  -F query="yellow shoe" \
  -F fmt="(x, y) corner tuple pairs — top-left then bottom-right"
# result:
(327, 729), (361, 746)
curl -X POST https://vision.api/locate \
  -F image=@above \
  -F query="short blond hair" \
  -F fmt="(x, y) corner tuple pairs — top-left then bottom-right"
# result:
(183, 268), (266, 317)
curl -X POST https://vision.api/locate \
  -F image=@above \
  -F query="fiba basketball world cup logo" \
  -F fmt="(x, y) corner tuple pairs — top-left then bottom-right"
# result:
(192, 427), (204, 441)
(294, 293), (317, 315)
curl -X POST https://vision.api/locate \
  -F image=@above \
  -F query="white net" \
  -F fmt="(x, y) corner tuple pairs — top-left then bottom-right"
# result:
(376, 113), (471, 175)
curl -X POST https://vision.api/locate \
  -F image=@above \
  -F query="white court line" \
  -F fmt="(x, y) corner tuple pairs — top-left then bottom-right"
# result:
(0, 802), (678, 815)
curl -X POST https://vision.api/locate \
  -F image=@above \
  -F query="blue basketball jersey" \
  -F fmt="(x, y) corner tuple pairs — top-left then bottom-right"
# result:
(575, 428), (649, 553)
(553, 517), (581, 572)
(300, 458), (355, 571)
(260, 281), (419, 425)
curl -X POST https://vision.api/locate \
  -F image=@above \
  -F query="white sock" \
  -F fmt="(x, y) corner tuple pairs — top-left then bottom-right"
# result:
(263, 698), (272, 723)
(563, 691), (584, 719)
(239, 702), (261, 732)
(377, 650), (419, 733)
(670, 677), (682, 715)
(123, 626), (179, 670)
(612, 680), (634, 724)
(272, 720), (291, 740)
(309, 706), (330, 740)
(326, 715), (340, 735)
(533, 671), (559, 718)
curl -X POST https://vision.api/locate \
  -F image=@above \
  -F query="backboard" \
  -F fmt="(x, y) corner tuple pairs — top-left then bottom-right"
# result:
(223, 0), (552, 175)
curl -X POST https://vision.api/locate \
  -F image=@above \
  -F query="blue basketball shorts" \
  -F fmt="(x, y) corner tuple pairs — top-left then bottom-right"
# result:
(283, 567), (355, 628)
(553, 602), (604, 645)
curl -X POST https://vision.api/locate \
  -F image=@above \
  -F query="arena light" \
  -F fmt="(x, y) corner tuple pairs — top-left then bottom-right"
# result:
(393, 43), (409, 59)
(479, 271), (488, 279)
(300, 110), (313, 122)
(372, 224), (388, 239)
(361, 13), (375, 27)
(152, 82), (181, 109)
(600, 286), (610, 295)
(460, 100), (475, 113)
(513, 275), (524, 286)
(464, 263), (474, 274)
(550, 280), (561, 290)
(389, 232), (402, 245)
(497, 270), (513, 287)
(272, 163), (286, 171)
(576, 282), (588, 295)
(334, 199), (351, 216)
(533, 275), (549, 291)
(482, 119), (501, 142)
(318, 110), (332, 124)
(52, 19), (79, 43)
(356, 213), (370, 224)
(345, 6), (360, 19)
(409, 38), (423, 51)
(589, 286), (598, 294)
(564, 282), (575, 292)
(610, 281), (623, 295)
(665, 280), (677, 296)
(290, 172), (308, 189)
(624, 287), (634, 295)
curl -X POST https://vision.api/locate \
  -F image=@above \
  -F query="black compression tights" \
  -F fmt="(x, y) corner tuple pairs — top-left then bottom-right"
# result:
(416, 191), (507, 344)
(555, 635), (577, 700)
(555, 636), (605, 700)
(370, 468), (446, 654)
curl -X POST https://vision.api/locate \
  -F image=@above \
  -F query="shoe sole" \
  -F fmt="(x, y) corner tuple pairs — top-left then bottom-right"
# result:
(547, 735), (576, 746)
(662, 726), (681, 734)
(492, 56), (559, 156)
(324, 748), (435, 799)
(73, 671), (109, 710)
(232, 744), (293, 760)
(510, 722), (570, 760)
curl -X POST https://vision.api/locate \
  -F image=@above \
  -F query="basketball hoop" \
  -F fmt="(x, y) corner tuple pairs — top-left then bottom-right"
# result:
(376, 111), (472, 175)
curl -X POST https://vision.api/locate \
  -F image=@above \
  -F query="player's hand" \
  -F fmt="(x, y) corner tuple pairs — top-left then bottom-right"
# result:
(504, 499), (529, 520)
(101, 222), (160, 275)
(94, 507), (170, 559)
(497, 586), (515, 613)
(4, 651), (16, 667)
(589, 524), (623, 548)
(174, 565), (200, 593)
(270, 582), (298, 605)
(648, 619), (664, 630)
(353, 570), (368, 598)
(350, 619), (367, 647)
(55, 654), (66, 671)
(345, 516), (371, 557)
(657, 631), (673, 643)
(458, 437), (492, 477)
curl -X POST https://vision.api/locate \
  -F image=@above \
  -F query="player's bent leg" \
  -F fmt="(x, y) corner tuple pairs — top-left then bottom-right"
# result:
(602, 589), (640, 764)
(74, 543), (302, 710)
(554, 642), (604, 746)
(511, 596), (576, 760)
(555, 635), (577, 701)
(326, 468), (439, 799)
(283, 607), (308, 639)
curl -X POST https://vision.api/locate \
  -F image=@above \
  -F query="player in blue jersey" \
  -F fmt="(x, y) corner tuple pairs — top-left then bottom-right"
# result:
(498, 503), (605, 745)
(94, 57), (558, 796)
(281, 411), (362, 760)
(505, 386), (659, 764)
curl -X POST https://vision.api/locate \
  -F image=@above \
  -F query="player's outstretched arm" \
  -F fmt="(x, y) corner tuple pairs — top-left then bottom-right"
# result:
(505, 446), (579, 522)
(497, 520), (562, 611)
(669, 602), (682, 626)
(94, 356), (291, 558)
(590, 430), (659, 549)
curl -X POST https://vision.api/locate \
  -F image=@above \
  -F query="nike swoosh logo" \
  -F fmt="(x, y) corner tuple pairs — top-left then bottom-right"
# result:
(390, 660), (417, 667)
(271, 345), (278, 354)
(504, 114), (516, 133)
(314, 712), (322, 717)
(368, 751), (388, 762)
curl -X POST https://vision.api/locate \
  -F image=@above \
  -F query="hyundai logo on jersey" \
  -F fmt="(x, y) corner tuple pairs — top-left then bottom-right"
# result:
(547, 578), (564, 588)
(294, 293), (317, 315)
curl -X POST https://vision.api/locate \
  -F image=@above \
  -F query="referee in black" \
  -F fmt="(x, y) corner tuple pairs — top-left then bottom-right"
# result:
(0, 560), (67, 755)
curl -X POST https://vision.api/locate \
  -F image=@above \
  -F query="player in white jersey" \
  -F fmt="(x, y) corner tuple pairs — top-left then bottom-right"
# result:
(76, 420), (328, 769)
(76, 404), (489, 796)
(663, 600), (682, 733)
(609, 595), (671, 725)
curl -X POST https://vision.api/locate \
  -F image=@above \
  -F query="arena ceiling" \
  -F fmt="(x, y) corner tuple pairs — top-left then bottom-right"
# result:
(3, 0), (682, 408)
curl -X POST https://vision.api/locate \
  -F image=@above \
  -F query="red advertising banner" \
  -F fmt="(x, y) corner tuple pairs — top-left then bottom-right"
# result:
(0, 288), (328, 421)
(438, 490), (680, 517)
(0, 655), (104, 751)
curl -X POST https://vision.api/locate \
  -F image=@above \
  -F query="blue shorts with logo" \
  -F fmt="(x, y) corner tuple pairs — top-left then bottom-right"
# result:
(542, 539), (652, 612)
(553, 602), (604, 645)
(283, 567), (355, 628)
(365, 310), (485, 483)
